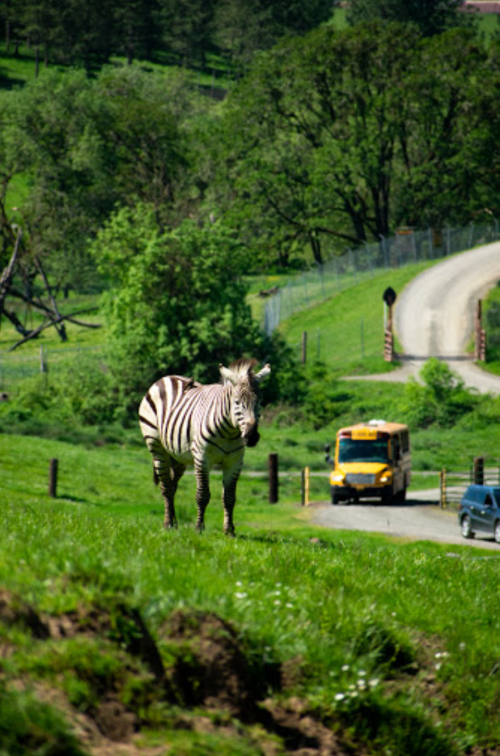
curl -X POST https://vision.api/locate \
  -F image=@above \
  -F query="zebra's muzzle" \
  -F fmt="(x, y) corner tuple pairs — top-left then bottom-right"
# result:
(245, 425), (261, 448)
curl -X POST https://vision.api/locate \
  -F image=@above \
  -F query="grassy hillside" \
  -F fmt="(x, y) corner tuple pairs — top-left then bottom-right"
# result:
(2, 444), (500, 755)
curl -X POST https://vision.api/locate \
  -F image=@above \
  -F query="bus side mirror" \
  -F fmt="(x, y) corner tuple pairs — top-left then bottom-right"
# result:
(324, 444), (331, 453)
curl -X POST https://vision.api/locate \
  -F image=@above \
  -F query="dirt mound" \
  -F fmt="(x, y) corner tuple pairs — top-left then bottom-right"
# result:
(160, 608), (263, 718)
(0, 590), (358, 755)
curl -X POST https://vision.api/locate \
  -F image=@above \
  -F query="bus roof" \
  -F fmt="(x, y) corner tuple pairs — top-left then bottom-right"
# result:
(337, 420), (409, 436)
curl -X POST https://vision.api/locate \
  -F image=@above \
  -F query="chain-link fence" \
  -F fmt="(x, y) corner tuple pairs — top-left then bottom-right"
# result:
(264, 220), (500, 335)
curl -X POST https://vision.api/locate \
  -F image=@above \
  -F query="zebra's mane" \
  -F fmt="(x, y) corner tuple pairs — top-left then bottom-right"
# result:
(228, 358), (258, 377)
(220, 358), (260, 388)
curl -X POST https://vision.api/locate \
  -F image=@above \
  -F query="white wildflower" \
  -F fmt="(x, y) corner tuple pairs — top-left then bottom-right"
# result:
(341, 664), (350, 672)
(334, 693), (345, 702)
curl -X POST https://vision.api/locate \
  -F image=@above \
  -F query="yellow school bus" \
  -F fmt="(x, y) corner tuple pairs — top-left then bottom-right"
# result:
(326, 420), (411, 505)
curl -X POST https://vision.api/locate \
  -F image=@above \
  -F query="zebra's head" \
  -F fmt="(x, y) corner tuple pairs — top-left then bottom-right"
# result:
(220, 360), (271, 447)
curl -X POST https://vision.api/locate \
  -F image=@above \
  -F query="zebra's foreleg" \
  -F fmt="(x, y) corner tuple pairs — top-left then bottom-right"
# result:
(194, 460), (211, 533)
(222, 460), (243, 536)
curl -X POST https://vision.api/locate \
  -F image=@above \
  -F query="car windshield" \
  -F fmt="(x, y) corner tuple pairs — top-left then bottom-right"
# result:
(338, 439), (388, 464)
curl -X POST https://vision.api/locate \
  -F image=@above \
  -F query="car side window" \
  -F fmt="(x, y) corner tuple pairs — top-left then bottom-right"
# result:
(485, 495), (493, 507)
(467, 487), (480, 503)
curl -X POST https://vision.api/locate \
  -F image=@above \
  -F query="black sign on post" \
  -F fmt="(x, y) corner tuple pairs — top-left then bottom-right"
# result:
(383, 287), (397, 307)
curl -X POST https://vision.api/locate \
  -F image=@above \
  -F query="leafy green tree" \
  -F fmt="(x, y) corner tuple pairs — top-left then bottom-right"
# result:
(213, 0), (333, 67)
(211, 22), (495, 269)
(1, 65), (198, 291)
(112, 0), (160, 64)
(393, 28), (489, 228)
(213, 22), (419, 266)
(156, 0), (217, 68)
(346, 0), (472, 36)
(91, 205), (266, 416)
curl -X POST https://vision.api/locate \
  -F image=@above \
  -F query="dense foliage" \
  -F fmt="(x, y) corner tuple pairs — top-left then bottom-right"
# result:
(346, 0), (470, 36)
(1, 0), (333, 71)
(91, 207), (267, 415)
(212, 23), (500, 267)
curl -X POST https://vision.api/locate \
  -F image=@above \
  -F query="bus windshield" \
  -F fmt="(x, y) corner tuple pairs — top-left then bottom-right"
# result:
(338, 438), (388, 464)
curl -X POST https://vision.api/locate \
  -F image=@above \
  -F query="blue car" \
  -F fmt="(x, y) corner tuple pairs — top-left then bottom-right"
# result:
(458, 484), (500, 543)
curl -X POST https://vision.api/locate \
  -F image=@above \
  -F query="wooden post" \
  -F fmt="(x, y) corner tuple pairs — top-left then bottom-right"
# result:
(301, 331), (307, 364)
(440, 468), (446, 509)
(384, 328), (394, 362)
(473, 457), (484, 486)
(269, 453), (278, 504)
(475, 300), (486, 362)
(48, 458), (58, 497)
(301, 466), (310, 507)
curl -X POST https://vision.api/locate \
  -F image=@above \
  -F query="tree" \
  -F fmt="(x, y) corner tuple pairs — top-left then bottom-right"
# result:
(156, 0), (217, 69)
(213, 23), (419, 266)
(212, 0), (333, 67)
(0, 65), (198, 292)
(91, 205), (266, 415)
(346, 0), (472, 37)
(210, 22), (494, 269)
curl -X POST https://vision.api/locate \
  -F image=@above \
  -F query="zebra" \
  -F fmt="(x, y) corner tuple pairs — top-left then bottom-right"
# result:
(138, 359), (271, 535)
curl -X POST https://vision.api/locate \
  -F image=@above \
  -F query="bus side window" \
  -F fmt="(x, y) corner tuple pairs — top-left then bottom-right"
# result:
(393, 437), (401, 461)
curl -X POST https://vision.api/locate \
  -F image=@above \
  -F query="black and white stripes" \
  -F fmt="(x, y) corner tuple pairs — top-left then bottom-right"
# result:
(138, 360), (271, 534)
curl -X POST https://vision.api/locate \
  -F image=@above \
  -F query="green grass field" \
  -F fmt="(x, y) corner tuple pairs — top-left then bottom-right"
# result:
(2, 429), (500, 754)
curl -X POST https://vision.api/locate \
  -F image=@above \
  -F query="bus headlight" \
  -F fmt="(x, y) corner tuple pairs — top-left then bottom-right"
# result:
(331, 474), (345, 483)
(379, 473), (392, 483)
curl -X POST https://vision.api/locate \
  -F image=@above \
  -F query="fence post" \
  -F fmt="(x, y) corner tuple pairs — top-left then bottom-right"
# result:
(440, 468), (446, 509)
(48, 458), (58, 498)
(474, 300), (486, 362)
(473, 457), (484, 485)
(301, 331), (307, 364)
(301, 466), (310, 507)
(269, 453), (278, 504)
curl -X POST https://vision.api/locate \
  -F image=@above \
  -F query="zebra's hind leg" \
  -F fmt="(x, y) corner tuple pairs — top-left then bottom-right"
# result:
(222, 459), (243, 536)
(194, 459), (211, 533)
(152, 449), (180, 529)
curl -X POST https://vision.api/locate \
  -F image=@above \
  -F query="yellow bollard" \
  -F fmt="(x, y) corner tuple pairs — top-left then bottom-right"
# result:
(304, 466), (310, 506)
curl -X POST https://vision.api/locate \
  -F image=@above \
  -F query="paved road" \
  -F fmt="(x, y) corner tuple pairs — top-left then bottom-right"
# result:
(348, 241), (500, 393)
(312, 492), (500, 551)
(395, 240), (500, 393)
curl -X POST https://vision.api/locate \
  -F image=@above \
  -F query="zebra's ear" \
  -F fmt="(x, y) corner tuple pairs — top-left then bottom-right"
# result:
(254, 363), (271, 383)
(220, 364), (238, 385)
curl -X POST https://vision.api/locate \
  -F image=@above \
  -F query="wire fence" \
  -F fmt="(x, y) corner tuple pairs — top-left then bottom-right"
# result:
(264, 220), (500, 335)
(440, 462), (500, 508)
(0, 344), (103, 394)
